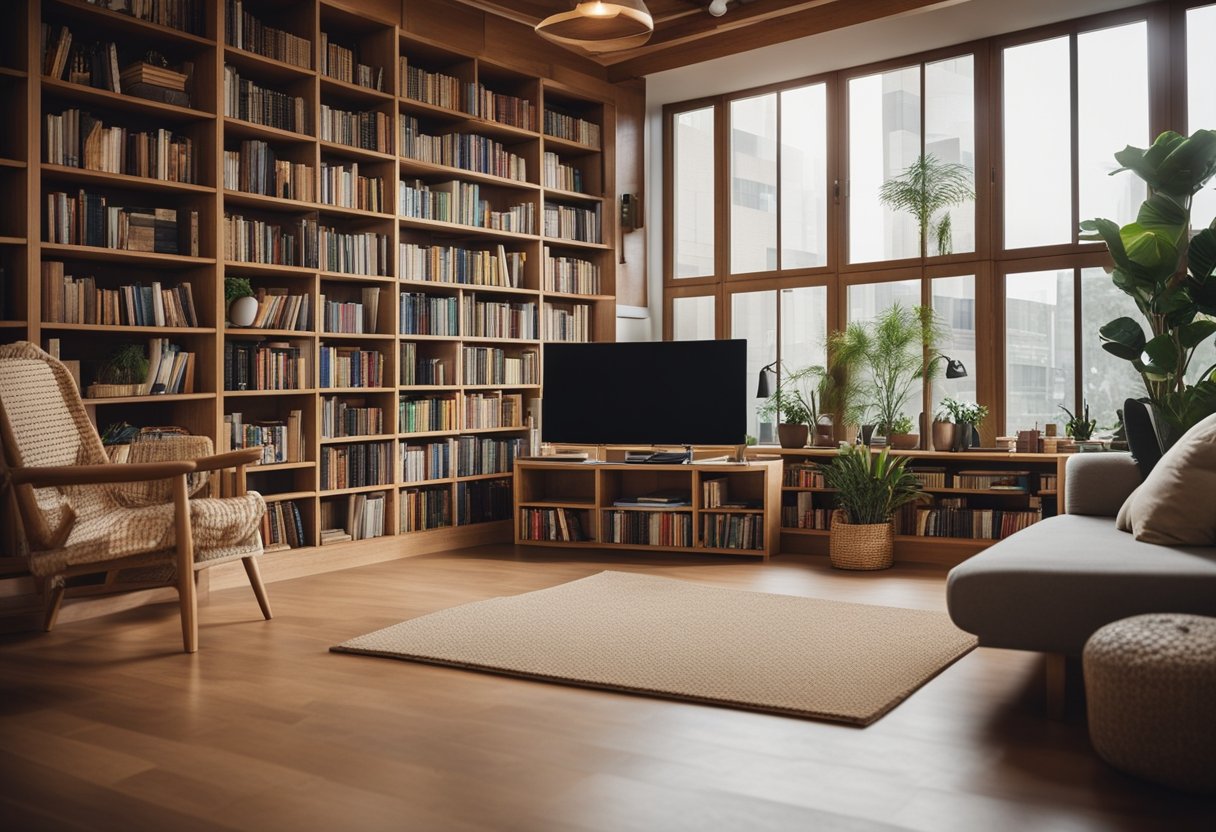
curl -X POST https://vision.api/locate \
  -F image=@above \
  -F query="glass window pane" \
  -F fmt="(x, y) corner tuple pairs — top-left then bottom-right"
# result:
(845, 280), (923, 430)
(781, 286), (829, 372)
(731, 290), (777, 443)
(925, 56), (976, 256)
(1079, 22), (1148, 230)
(1080, 267), (1147, 432)
(1005, 270), (1075, 433)
(672, 295), (715, 341)
(730, 94), (778, 274)
(1189, 5), (1216, 227)
(931, 275), (978, 416)
(780, 84), (828, 268)
(673, 107), (716, 278)
(1003, 37), (1072, 249)
(848, 67), (922, 263)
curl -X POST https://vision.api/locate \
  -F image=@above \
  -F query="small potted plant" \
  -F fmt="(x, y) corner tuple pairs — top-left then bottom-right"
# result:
(225, 276), (257, 327)
(822, 445), (925, 570)
(940, 397), (989, 451)
(1060, 403), (1099, 449)
(758, 364), (831, 449)
(931, 406), (957, 452)
(88, 343), (149, 398)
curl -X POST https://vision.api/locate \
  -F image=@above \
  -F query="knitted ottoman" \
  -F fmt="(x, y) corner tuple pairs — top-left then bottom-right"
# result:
(1084, 614), (1216, 794)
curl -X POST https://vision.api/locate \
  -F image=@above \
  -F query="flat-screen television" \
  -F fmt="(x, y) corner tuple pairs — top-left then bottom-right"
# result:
(542, 339), (748, 446)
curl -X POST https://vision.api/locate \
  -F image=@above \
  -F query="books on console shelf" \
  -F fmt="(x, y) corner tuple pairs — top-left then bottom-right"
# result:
(320, 161), (384, 212)
(401, 440), (451, 482)
(954, 470), (1031, 491)
(462, 391), (523, 430)
(320, 105), (391, 153)
(543, 202), (601, 244)
(224, 339), (306, 391)
(543, 109), (600, 148)
(702, 513), (764, 550)
(320, 287), (382, 334)
(239, 287), (311, 331)
(74, 0), (204, 35)
(317, 226), (390, 276)
(456, 436), (524, 477)
(41, 264), (199, 327)
(319, 345), (385, 388)
(399, 292), (458, 336)
(543, 302), (590, 343)
(262, 499), (305, 552)
(398, 178), (535, 234)
(542, 152), (584, 192)
(85, 337), (195, 397)
(461, 346), (537, 386)
(223, 409), (303, 464)
(543, 249), (600, 295)
(46, 191), (198, 255)
(398, 57), (463, 111)
(909, 467), (947, 488)
(399, 242), (524, 288)
(467, 83), (536, 131)
(457, 478), (513, 525)
(348, 492), (386, 540)
(321, 397), (384, 439)
(321, 33), (383, 90)
(783, 462), (825, 488)
(400, 342), (450, 386)
(224, 140), (314, 201)
(224, 214), (317, 267)
(320, 441), (392, 489)
(224, 65), (308, 134)
(319, 527), (352, 545)
(781, 502), (836, 530)
(45, 109), (195, 183)
(399, 395), (458, 433)
(400, 484), (451, 531)
(225, 0), (312, 69)
(399, 116), (528, 182)
(907, 506), (1042, 540)
(603, 510), (691, 546)
(462, 295), (537, 340)
(519, 507), (586, 541)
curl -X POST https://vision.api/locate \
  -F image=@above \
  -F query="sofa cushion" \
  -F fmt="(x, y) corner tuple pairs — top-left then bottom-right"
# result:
(1116, 413), (1216, 545)
(947, 514), (1216, 655)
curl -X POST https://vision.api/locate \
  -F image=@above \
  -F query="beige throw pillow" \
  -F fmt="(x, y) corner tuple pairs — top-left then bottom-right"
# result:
(1115, 413), (1216, 545)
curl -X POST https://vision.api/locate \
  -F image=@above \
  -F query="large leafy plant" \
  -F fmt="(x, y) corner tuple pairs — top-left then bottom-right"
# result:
(1079, 129), (1216, 443)
(822, 445), (924, 525)
(879, 153), (976, 257)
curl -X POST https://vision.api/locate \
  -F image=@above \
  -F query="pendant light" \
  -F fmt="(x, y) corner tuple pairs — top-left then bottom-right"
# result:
(535, 1), (655, 53)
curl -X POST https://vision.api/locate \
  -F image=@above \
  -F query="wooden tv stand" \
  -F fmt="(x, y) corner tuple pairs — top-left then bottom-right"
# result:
(513, 458), (783, 557)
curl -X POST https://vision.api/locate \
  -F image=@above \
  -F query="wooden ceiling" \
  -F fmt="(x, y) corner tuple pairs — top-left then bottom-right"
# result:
(452, 0), (965, 80)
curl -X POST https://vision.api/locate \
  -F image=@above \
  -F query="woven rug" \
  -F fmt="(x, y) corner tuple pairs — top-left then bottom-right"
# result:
(332, 571), (978, 725)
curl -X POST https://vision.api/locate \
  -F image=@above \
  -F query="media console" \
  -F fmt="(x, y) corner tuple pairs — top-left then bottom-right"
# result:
(513, 458), (782, 557)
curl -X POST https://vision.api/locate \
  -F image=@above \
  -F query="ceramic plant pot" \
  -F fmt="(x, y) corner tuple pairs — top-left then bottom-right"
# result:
(828, 511), (894, 570)
(888, 432), (919, 450)
(931, 420), (957, 452)
(777, 423), (809, 449)
(228, 295), (258, 327)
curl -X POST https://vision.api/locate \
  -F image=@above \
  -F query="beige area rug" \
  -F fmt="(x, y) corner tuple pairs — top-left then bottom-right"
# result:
(332, 571), (977, 725)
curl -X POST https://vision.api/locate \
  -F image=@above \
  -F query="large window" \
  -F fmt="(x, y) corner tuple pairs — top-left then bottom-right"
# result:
(673, 107), (716, 278)
(1005, 270), (1075, 432)
(780, 85), (829, 268)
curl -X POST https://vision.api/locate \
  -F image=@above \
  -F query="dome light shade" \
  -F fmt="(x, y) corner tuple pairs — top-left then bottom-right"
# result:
(535, 1), (654, 53)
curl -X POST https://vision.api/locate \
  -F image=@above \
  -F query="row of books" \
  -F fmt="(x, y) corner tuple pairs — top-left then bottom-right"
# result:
(224, 140), (314, 201)
(543, 202), (602, 244)
(320, 161), (384, 212)
(41, 265), (200, 327)
(461, 346), (537, 386)
(224, 65), (308, 134)
(320, 33), (383, 90)
(320, 441), (392, 489)
(467, 83), (536, 131)
(399, 292), (458, 336)
(544, 110), (601, 148)
(399, 395), (457, 433)
(398, 58), (462, 111)
(398, 61), (538, 133)
(909, 467), (947, 488)
(321, 397), (383, 439)
(223, 214), (314, 266)
(401, 441), (450, 482)
(319, 345), (385, 388)
(463, 391), (524, 430)
(400, 116), (527, 182)
(320, 288), (383, 334)
(317, 227), (390, 276)
(904, 507), (1042, 539)
(45, 109), (195, 183)
(543, 251), (601, 295)
(543, 303), (591, 343)
(46, 191), (199, 255)
(542, 152), (584, 193)
(222, 409), (303, 464)
(781, 503), (834, 531)
(43, 26), (119, 91)
(97, 337), (195, 395)
(320, 491), (386, 543)
(519, 507), (586, 542)
(85, 0), (203, 35)
(463, 297), (537, 340)
(455, 436), (525, 477)
(224, 340), (305, 390)
(225, 0), (311, 69)
(784, 462), (826, 488)
(954, 470), (1032, 491)
(398, 179), (536, 234)
(702, 514), (764, 550)
(399, 242), (524, 288)
(456, 479), (512, 525)
(320, 105), (391, 153)
(400, 343), (449, 386)
(262, 499), (305, 552)
(401, 484), (451, 531)
(602, 510), (691, 547)
(234, 288), (311, 331)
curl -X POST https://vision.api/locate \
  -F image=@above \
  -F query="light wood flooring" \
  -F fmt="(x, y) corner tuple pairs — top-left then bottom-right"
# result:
(1, 547), (1214, 831)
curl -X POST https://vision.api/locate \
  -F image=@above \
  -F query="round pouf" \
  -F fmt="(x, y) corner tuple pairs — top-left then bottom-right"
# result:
(1084, 614), (1216, 794)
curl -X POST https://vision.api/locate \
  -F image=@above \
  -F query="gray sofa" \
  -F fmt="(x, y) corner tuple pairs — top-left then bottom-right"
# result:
(947, 453), (1216, 659)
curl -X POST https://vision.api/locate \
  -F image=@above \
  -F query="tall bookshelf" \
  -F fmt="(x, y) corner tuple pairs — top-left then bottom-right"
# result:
(12, 0), (619, 575)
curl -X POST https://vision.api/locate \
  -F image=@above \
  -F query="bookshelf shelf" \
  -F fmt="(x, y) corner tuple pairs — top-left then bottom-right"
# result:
(0, 236), (28, 245)
(542, 134), (600, 155)
(46, 0), (215, 47)
(224, 388), (319, 397)
(223, 261), (316, 276)
(0, 158), (29, 168)
(84, 393), (215, 405)
(320, 483), (394, 497)
(258, 490), (315, 502)
(397, 157), (539, 192)
(223, 46), (316, 83)
(42, 78), (216, 122)
(317, 271), (394, 284)
(251, 461), (316, 472)
(321, 434), (395, 444)
(316, 202), (396, 221)
(542, 237), (610, 251)
(319, 75), (394, 104)
(223, 190), (318, 214)
(318, 140), (397, 164)
(43, 323), (216, 335)
(0, 321), (30, 328)
(41, 244), (215, 267)
(542, 290), (614, 301)
(397, 215), (540, 241)
(0, 68), (27, 80)
(222, 117), (313, 144)
(41, 164), (215, 194)
(457, 472), (513, 482)
(542, 187), (602, 204)
(225, 327), (317, 338)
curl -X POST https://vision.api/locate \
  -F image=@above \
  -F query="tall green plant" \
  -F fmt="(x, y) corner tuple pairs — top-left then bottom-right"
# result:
(828, 305), (944, 435)
(1079, 129), (1216, 442)
(878, 153), (976, 257)
(822, 445), (924, 525)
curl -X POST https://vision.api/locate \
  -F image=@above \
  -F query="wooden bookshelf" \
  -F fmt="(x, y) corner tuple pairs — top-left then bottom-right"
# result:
(6, 0), (621, 578)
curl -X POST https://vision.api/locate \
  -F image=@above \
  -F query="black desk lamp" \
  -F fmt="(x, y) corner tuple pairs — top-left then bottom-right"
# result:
(943, 355), (968, 379)
(756, 361), (778, 398)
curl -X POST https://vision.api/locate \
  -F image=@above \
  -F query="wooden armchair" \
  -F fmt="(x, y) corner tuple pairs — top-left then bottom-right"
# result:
(0, 342), (272, 653)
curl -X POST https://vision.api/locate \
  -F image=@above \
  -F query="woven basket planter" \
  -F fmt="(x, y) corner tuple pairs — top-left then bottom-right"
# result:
(829, 510), (894, 570)
(87, 383), (143, 398)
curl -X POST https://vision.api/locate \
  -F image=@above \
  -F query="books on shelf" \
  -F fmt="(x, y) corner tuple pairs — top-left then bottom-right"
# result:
(224, 213), (316, 267)
(400, 116), (528, 181)
(399, 395), (458, 433)
(542, 152), (584, 192)
(223, 409), (303, 464)
(319, 526), (352, 545)
(318, 225), (389, 276)
(783, 462), (825, 488)
(41, 264), (199, 327)
(909, 467), (947, 488)
(320, 287), (382, 334)
(398, 178), (535, 234)
(954, 470), (1031, 491)
(400, 342), (450, 386)
(399, 242), (524, 288)
(224, 140), (314, 201)
(262, 499), (305, 552)
(401, 440), (450, 482)
(321, 33), (383, 90)
(239, 287), (311, 331)
(543, 248), (600, 295)
(461, 346), (537, 385)
(350, 492), (386, 540)
(702, 513), (763, 550)
(320, 161), (385, 212)
(399, 292), (458, 336)
(43, 29), (123, 93)
(519, 507), (585, 541)
(321, 396), (384, 438)
(702, 477), (729, 508)
(320, 104), (390, 153)
(468, 83), (535, 131)
(225, 0), (312, 69)
(319, 345), (385, 388)
(455, 436), (524, 477)
(603, 510), (691, 546)
(543, 201), (601, 244)
(457, 478), (512, 525)
(781, 496), (834, 531)
(224, 65), (308, 134)
(87, 337), (196, 396)
(462, 294), (537, 340)
(543, 302), (590, 342)
(46, 191), (199, 255)
(224, 339), (306, 390)
(45, 109), (195, 183)
(544, 109), (600, 148)
(462, 391), (523, 430)
(79, 0), (204, 35)
(320, 441), (392, 489)
(400, 484), (451, 531)
(906, 506), (1042, 539)
(398, 57), (463, 111)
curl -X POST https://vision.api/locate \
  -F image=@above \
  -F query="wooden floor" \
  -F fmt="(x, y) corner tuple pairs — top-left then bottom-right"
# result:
(1, 547), (1213, 832)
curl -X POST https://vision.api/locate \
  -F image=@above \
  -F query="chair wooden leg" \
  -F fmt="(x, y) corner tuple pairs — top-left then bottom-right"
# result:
(242, 556), (273, 620)
(173, 473), (197, 653)
(43, 579), (65, 632)
(1045, 653), (1066, 720)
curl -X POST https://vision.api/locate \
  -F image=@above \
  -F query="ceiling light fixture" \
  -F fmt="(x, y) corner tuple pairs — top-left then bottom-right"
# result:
(707, 0), (729, 17)
(535, 1), (655, 53)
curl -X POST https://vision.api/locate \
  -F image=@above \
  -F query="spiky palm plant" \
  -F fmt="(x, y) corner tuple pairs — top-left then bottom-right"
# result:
(822, 445), (925, 525)
(878, 153), (975, 257)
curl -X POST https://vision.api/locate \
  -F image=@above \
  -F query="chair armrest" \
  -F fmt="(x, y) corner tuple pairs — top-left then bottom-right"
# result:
(190, 448), (263, 473)
(1065, 452), (1141, 516)
(10, 460), (197, 488)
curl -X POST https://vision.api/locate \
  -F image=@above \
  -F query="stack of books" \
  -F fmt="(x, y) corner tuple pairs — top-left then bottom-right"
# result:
(239, 288), (311, 331)
(321, 34), (383, 90)
(262, 500), (305, 552)
(224, 340), (306, 391)
(400, 485), (451, 531)
(320, 397), (383, 438)
(223, 409), (303, 464)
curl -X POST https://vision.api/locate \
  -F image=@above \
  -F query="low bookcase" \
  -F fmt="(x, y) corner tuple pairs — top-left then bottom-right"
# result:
(513, 458), (783, 558)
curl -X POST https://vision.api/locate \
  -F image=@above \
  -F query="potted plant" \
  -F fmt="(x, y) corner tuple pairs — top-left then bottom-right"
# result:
(939, 397), (989, 451)
(1079, 129), (1216, 448)
(822, 445), (924, 570)
(878, 153), (976, 257)
(930, 406), (957, 452)
(828, 304), (945, 450)
(89, 343), (149, 398)
(225, 276), (257, 327)
(757, 364), (834, 448)
(1060, 403), (1097, 442)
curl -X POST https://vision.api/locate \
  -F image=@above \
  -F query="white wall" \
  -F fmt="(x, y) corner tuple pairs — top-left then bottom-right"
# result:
(641, 0), (1143, 340)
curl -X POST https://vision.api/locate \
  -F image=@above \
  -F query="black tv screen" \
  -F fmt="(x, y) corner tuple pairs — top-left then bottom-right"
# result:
(542, 340), (748, 446)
